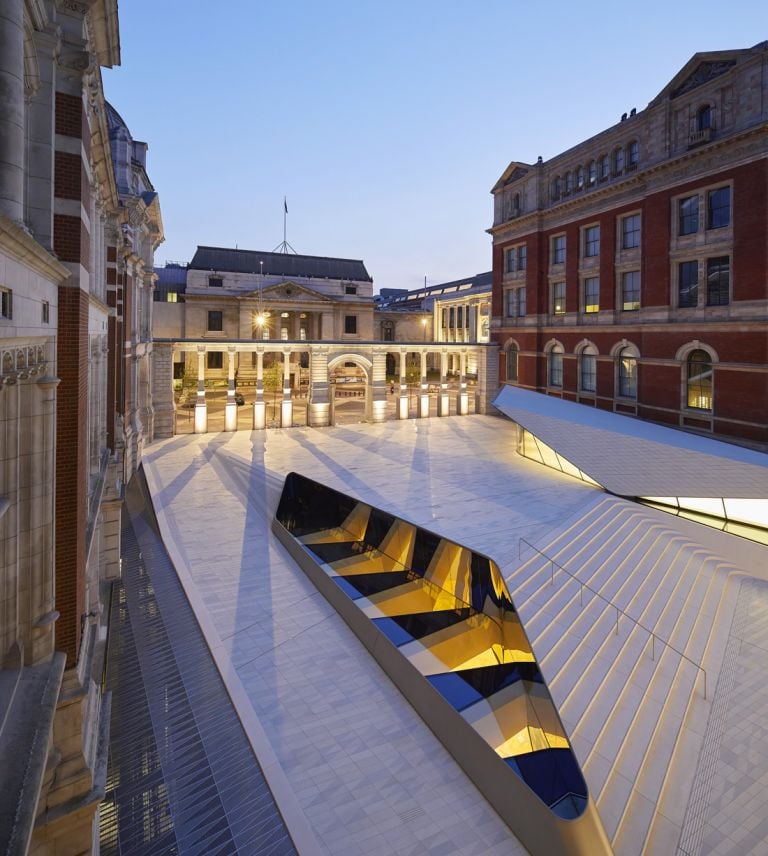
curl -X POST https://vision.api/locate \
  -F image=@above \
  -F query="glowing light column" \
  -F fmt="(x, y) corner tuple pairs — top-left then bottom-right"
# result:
(458, 350), (469, 415)
(438, 349), (450, 416)
(398, 349), (408, 419)
(419, 350), (429, 418)
(253, 348), (265, 429)
(224, 346), (237, 431)
(194, 346), (207, 433)
(280, 348), (292, 427)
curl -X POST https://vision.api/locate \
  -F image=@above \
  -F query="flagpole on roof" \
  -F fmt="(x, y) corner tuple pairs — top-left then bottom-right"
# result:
(272, 196), (298, 254)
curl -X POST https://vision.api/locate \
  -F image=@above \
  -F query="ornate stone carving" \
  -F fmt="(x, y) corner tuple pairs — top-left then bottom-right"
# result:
(672, 60), (736, 98)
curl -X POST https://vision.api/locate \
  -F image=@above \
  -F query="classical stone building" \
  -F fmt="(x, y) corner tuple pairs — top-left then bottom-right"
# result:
(0, 2), (161, 852)
(152, 248), (497, 431)
(490, 42), (768, 445)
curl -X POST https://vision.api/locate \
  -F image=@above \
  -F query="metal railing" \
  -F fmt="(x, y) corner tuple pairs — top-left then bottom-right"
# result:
(518, 537), (707, 699)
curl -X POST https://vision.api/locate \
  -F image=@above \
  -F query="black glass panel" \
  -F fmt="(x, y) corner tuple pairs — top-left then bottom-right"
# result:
(335, 571), (414, 598)
(428, 662), (542, 710)
(374, 608), (472, 643)
(306, 541), (363, 564)
(363, 508), (397, 552)
(411, 529), (441, 575)
(276, 472), (357, 537)
(509, 748), (587, 816)
(471, 552), (514, 612)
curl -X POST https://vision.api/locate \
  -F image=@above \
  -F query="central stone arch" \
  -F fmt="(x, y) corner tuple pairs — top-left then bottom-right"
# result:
(327, 353), (373, 425)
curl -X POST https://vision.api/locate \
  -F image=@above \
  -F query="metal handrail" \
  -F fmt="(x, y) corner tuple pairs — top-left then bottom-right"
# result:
(518, 537), (707, 699)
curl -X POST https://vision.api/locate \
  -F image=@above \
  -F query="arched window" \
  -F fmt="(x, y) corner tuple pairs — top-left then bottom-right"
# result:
(579, 345), (597, 393)
(697, 105), (712, 131)
(506, 344), (519, 382)
(576, 166), (584, 190)
(687, 349), (713, 410)
(613, 146), (625, 175)
(599, 154), (610, 180)
(627, 140), (639, 166)
(587, 160), (597, 186)
(552, 176), (561, 200)
(617, 347), (637, 398)
(548, 343), (564, 388)
(564, 171), (573, 194)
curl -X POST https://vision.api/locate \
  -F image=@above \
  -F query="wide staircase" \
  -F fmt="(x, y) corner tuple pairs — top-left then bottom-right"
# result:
(505, 496), (744, 856)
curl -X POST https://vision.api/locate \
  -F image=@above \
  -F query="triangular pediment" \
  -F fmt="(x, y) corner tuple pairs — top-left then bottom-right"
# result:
(491, 161), (532, 193)
(648, 44), (767, 106)
(239, 280), (336, 303)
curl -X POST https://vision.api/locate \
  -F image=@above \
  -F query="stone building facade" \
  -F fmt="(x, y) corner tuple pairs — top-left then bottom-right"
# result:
(0, 2), (162, 852)
(490, 43), (768, 445)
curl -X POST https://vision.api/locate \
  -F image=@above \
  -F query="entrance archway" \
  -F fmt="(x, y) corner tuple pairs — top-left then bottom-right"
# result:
(328, 354), (371, 425)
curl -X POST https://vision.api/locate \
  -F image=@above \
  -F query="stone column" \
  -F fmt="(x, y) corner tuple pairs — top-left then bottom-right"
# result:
(458, 350), (469, 415)
(398, 349), (408, 419)
(419, 350), (429, 418)
(0, 0), (24, 223)
(280, 349), (293, 427)
(253, 348), (265, 429)
(224, 346), (237, 431)
(308, 347), (330, 427)
(438, 350), (450, 416)
(194, 347), (207, 433)
(371, 349), (387, 423)
(475, 344), (500, 415)
(151, 342), (174, 438)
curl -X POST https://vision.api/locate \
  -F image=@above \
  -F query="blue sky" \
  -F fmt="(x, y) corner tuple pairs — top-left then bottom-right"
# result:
(104, 2), (767, 291)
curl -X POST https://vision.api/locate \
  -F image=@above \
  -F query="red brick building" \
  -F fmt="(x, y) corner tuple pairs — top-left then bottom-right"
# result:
(490, 43), (768, 446)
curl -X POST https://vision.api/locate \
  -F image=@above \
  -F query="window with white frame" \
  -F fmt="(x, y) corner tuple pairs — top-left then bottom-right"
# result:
(707, 186), (730, 229)
(621, 271), (640, 310)
(506, 287), (526, 318)
(686, 349), (713, 410)
(505, 248), (516, 273)
(617, 347), (637, 398)
(548, 344), (563, 388)
(678, 261), (698, 308)
(506, 344), (518, 382)
(517, 245), (527, 271)
(551, 235), (566, 266)
(706, 256), (730, 306)
(584, 225), (600, 258)
(679, 195), (699, 235)
(552, 281), (566, 316)
(622, 214), (641, 249)
(579, 346), (597, 393)
(583, 277), (599, 313)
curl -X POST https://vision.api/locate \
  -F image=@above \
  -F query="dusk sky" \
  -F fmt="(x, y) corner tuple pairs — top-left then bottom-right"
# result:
(104, 2), (767, 292)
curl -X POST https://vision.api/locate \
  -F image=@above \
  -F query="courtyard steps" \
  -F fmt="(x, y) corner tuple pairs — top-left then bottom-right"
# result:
(504, 496), (741, 856)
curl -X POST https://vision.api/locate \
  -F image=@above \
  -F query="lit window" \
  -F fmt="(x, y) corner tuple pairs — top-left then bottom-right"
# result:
(679, 195), (699, 235)
(552, 282), (566, 316)
(584, 225), (600, 257)
(708, 187), (730, 229)
(580, 347), (597, 393)
(280, 327), (289, 341)
(300, 326), (307, 341)
(518, 245), (527, 271)
(166, 292), (178, 303)
(687, 349), (713, 410)
(707, 257), (730, 306)
(583, 277), (599, 313)
(0, 287), (12, 320)
(506, 248), (516, 273)
(621, 271), (640, 310)
(506, 344), (518, 382)
(42, 300), (49, 323)
(618, 348), (637, 398)
(548, 344), (563, 388)
(207, 310), (223, 331)
(678, 261), (698, 308)
(344, 315), (357, 334)
(552, 235), (566, 265)
(622, 214), (641, 249)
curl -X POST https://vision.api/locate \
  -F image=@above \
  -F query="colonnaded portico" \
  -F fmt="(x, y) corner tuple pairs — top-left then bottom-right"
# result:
(151, 339), (499, 435)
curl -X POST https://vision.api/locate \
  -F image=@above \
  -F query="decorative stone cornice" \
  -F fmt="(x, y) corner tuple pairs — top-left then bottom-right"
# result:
(0, 212), (70, 283)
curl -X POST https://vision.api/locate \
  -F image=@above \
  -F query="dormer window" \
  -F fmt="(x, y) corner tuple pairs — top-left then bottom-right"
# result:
(613, 147), (625, 175)
(564, 171), (573, 194)
(576, 166), (584, 190)
(587, 161), (597, 186)
(628, 140), (639, 167)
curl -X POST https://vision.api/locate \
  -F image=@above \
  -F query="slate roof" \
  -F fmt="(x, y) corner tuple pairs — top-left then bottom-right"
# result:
(189, 246), (372, 282)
